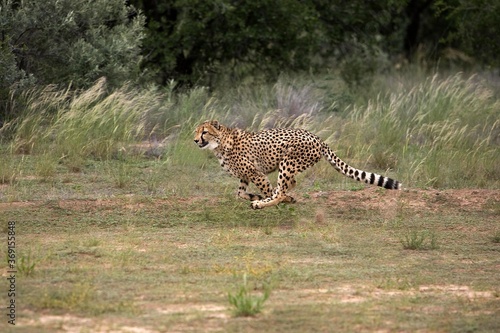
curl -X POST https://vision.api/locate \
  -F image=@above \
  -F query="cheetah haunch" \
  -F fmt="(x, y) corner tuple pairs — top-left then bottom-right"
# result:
(194, 120), (401, 209)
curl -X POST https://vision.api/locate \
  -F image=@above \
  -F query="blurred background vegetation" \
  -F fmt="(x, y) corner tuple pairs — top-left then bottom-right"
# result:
(0, 0), (499, 189)
(2, 0), (499, 100)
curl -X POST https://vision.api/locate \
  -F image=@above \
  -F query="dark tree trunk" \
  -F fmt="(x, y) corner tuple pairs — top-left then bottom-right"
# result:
(404, 0), (434, 61)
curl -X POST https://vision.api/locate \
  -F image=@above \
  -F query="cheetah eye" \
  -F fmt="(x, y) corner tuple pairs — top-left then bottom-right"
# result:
(202, 130), (208, 135)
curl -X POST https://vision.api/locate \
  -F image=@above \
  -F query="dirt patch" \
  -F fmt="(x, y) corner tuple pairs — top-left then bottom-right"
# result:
(418, 285), (495, 299)
(0, 200), (37, 210)
(310, 188), (499, 216)
(276, 283), (498, 307)
(155, 303), (228, 318)
(19, 312), (159, 333)
(2, 188), (498, 214)
(19, 313), (93, 333)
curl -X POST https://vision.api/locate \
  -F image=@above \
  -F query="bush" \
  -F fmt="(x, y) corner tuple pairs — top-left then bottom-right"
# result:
(0, 0), (146, 119)
(10, 0), (144, 86)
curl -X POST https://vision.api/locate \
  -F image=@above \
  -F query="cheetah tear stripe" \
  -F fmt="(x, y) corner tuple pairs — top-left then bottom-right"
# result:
(322, 145), (401, 190)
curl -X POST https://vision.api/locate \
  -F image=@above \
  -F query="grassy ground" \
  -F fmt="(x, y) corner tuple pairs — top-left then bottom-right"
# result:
(0, 157), (499, 332)
(0, 71), (499, 332)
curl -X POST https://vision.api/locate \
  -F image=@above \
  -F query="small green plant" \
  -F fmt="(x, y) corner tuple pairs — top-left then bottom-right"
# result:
(492, 231), (500, 244)
(0, 157), (20, 184)
(401, 230), (438, 250)
(112, 162), (132, 189)
(228, 274), (270, 317)
(35, 153), (57, 181)
(114, 248), (135, 268)
(18, 251), (37, 277)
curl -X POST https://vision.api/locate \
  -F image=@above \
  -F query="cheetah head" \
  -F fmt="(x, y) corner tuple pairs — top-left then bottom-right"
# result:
(194, 120), (221, 150)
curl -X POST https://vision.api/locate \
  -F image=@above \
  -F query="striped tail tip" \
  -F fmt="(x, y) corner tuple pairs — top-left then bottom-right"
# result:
(379, 176), (401, 190)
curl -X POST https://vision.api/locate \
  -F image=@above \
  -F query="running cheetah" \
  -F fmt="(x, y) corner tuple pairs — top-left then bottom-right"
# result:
(194, 120), (401, 209)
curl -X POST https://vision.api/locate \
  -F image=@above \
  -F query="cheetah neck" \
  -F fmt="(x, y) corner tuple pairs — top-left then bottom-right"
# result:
(212, 126), (236, 154)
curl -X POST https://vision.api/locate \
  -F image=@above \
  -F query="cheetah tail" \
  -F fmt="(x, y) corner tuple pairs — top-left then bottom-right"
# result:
(322, 145), (402, 190)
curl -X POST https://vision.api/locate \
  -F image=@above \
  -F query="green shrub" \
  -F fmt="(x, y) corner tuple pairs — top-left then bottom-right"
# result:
(401, 230), (438, 250)
(17, 251), (37, 277)
(0, 0), (145, 89)
(228, 274), (271, 317)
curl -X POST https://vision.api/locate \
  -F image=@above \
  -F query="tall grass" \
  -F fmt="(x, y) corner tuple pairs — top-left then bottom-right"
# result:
(329, 74), (500, 188)
(213, 78), (326, 130)
(2, 72), (499, 188)
(4, 79), (164, 168)
(209, 73), (499, 188)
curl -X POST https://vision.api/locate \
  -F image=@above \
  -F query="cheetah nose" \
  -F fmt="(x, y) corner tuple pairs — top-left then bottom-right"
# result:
(194, 139), (199, 144)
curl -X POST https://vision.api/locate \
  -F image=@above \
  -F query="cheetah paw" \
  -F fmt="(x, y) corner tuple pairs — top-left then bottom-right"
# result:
(251, 201), (263, 209)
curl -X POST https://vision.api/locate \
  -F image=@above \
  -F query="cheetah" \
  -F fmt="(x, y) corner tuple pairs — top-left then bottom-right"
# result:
(194, 120), (401, 209)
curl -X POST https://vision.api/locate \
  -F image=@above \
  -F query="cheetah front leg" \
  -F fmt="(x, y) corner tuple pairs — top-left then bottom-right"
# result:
(237, 179), (265, 201)
(237, 170), (275, 201)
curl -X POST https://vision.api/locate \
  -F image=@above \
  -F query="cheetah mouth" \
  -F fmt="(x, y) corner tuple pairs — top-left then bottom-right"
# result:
(198, 141), (209, 148)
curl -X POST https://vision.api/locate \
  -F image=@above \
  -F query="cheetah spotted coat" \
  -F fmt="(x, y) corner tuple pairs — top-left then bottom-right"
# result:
(194, 120), (401, 209)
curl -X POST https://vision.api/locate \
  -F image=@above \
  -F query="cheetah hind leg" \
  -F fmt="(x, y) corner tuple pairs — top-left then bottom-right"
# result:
(281, 178), (296, 203)
(251, 178), (296, 209)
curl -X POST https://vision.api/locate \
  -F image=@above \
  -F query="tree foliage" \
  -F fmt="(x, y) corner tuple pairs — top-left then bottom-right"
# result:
(440, 0), (500, 68)
(1, 0), (499, 98)
(0, 0), (145, 90)
(132, 0), (500, 86)
(133, 0), (319, 85)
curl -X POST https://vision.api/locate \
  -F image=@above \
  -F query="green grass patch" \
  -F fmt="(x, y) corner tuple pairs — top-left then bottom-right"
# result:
(228, 273), (271, 317)
(37, 281), (135, 315)
(17, 249), (37, 277)
(401, 230), (439, 250)
(1, 186), (498, 332)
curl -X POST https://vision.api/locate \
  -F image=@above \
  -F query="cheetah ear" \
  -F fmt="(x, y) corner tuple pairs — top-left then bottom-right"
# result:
(210, 120), (220, 130)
